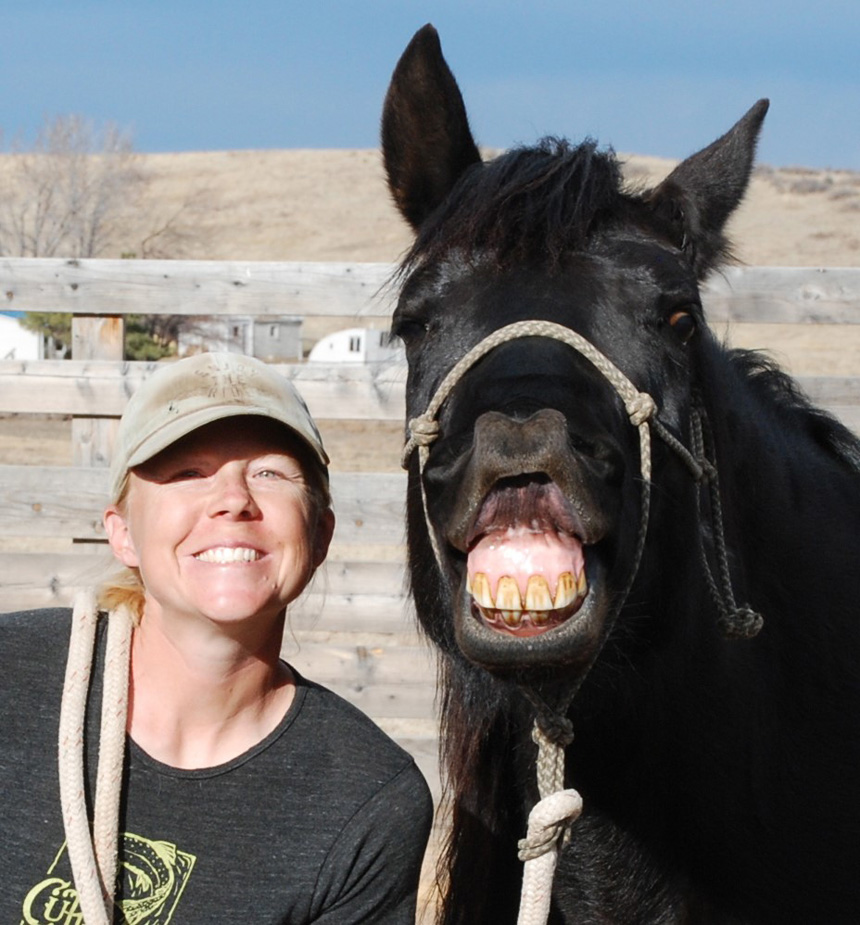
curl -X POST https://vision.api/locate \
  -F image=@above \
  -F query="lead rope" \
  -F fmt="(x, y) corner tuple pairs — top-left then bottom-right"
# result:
(59, 590), (133, 923)
(515, 724), (582, 925)
(401, 320), (657, 925)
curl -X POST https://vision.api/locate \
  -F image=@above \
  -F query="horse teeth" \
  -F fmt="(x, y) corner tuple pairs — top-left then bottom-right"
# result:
(530, 610), (551, 626)
(554, 572), (577, 608)
(577, 570), (588, 597)
(525, 575), (553, 611)
(496, 576), (522, 611)
(470, 572), (494, 608)
(501, 610), (522, 627)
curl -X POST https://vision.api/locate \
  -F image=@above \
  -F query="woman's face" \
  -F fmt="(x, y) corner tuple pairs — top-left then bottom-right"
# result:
(104, 417), (334, 632)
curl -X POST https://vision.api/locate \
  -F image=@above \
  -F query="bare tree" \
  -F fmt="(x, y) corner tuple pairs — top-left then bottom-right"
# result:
(0, 115), (143, 258)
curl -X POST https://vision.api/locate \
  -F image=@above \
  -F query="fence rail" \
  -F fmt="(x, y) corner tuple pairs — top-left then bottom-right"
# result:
(2, 258), (859, 796)
(2, 258), (859, 322)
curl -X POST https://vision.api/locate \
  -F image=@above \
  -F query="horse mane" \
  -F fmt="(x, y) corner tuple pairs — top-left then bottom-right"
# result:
(431, 651), (531, 921)
(726, 347), (860, 473)
(401, 138), (628, 273)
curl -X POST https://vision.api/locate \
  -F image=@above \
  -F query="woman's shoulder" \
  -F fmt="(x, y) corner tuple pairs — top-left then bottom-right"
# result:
(289, 670), (427, 783)
(0, 606), (72, 645)
(0, 607), (73, 670)
(0, 608), (74, 716)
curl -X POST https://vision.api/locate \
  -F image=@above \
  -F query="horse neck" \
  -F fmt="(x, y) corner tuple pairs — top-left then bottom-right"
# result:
(703, 361), (860, 592)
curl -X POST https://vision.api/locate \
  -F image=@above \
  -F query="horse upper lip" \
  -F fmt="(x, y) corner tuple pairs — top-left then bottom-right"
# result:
(447, 478), (590, 554)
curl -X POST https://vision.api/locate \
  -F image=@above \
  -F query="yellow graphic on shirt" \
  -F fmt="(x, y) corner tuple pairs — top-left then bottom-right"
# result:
(21, 833), (196, 925)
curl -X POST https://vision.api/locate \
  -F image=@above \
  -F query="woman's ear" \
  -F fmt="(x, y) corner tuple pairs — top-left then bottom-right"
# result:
(104, 505), (140, 568)
(312, 508), (335, 570)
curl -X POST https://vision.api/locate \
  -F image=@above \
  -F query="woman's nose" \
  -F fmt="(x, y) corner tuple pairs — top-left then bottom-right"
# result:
(207, 465), (259, 518)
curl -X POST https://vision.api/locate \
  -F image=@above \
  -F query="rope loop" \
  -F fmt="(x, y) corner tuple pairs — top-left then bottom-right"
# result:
(626, 392), (656, 427)
(408, 414), (439, 445)
(517, 790), (583, 862)
(401, 415), (440, 468)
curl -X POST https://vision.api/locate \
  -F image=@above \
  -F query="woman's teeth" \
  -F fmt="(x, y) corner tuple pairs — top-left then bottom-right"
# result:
(194, 547), (261, 563)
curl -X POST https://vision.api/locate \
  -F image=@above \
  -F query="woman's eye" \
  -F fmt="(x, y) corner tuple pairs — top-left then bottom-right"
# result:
(254, 463), (303, 482)
(668, 309), (697, 344)
(168, 469), (203, 481)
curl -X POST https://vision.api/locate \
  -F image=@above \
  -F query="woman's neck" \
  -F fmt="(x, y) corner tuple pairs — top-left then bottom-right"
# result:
(126, 606), (295, 770)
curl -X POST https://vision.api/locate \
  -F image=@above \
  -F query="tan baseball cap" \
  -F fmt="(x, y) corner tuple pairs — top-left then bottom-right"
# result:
(109, 352), (329, 501)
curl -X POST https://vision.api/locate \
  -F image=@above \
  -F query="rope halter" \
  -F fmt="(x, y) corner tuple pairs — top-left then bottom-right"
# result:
(402, 319), (658, 573)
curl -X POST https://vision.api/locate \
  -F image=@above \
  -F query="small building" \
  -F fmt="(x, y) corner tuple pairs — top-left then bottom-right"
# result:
(178, 316), (303, 362)
(308, 327), (403, 364)
(0, 312), (46, 360)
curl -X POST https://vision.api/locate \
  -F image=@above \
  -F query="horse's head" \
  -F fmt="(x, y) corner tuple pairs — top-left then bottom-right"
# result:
(384, 25), (767, 686)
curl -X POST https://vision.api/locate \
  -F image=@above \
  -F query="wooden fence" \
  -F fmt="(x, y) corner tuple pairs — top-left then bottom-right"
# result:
(1, 258), (859, 800)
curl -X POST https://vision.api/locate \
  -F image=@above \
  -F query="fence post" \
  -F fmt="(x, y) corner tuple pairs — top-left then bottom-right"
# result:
(70, 314), (124, 549)
(71, 314), (124, 468)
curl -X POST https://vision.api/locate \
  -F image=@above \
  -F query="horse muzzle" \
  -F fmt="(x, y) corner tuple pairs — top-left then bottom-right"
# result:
(432, 408), (622, 672)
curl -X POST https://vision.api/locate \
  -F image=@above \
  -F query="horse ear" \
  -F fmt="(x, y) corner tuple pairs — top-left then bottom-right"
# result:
(647, 99), (769, 277)
(382, 24), (483, 229)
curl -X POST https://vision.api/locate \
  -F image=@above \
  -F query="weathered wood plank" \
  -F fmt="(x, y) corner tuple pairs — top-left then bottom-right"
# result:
(285, 641), (436, 687)
(702, 266), (860, 324)
(1, 366), (857, 422)
(1, 259), (858, 323)
(0, 257), (397, 318)
(291, 680), (436, 722)
(795, 376), (860, 405)
(0, 359), (407, 418)
(287, 666), (436, 720)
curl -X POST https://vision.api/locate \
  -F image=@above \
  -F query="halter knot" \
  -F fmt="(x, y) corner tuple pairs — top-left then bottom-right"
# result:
(517, 790), (583, 862)
(626, 392), (656, 427)
(718, 605), (764, 640)
(698, 458), (718, 483)
(408, 414), (439, 446)
(401, 415), (441, 468)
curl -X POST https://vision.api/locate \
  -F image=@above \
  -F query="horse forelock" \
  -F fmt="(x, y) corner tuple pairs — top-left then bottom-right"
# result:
(400, 137), (629, 274)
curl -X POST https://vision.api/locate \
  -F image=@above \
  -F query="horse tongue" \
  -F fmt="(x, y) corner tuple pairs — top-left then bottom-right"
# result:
(467, 526), (585, 607)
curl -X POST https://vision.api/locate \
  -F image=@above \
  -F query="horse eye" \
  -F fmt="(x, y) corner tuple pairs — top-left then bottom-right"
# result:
(668, 310), (696, 343)
(392, 315), (429, 346)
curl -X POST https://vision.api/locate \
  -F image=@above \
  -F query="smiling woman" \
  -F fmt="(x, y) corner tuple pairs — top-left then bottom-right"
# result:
(0, 353), (433, 924)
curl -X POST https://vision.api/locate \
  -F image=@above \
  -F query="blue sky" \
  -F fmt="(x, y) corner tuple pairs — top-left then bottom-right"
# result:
(1, 1), (857, 170)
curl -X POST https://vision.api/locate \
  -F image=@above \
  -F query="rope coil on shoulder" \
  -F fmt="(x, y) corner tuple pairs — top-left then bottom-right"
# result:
(59, 590), (133, 922)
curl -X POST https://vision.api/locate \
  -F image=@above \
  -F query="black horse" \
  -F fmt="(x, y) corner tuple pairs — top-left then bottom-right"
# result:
(382, 24), (860, 925)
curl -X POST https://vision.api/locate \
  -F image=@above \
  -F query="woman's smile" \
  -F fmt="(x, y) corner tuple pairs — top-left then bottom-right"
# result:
(192, 546), (264, 564)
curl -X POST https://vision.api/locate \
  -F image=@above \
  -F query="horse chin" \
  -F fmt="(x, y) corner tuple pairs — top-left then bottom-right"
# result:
(452, 558), (610, 674)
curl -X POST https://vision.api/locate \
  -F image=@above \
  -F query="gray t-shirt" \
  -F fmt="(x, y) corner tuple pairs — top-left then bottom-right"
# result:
(0, 608), (433, 923)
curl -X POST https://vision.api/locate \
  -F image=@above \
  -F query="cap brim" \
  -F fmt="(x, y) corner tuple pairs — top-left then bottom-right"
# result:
(126, 404), (330, 470)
